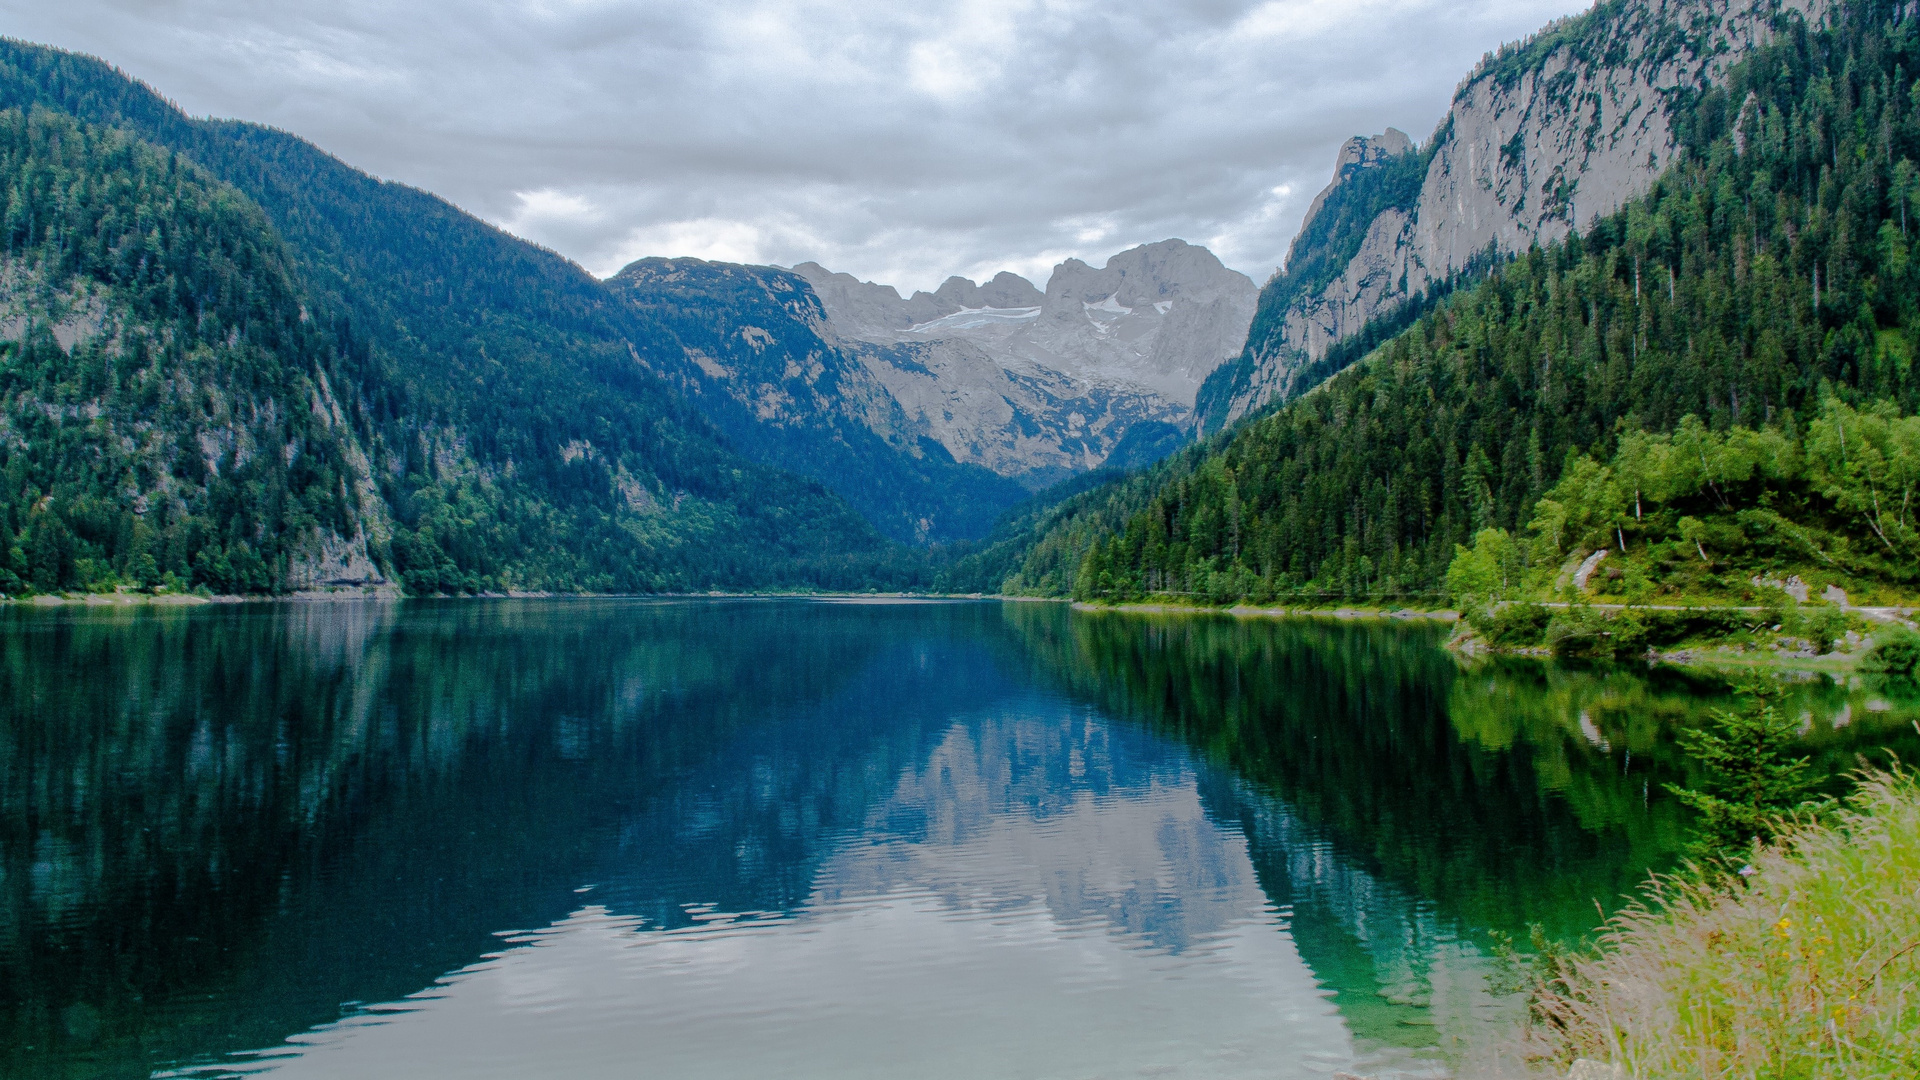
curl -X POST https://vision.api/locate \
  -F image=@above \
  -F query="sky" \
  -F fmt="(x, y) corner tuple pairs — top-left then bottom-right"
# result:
(1, 0), (1592, 293)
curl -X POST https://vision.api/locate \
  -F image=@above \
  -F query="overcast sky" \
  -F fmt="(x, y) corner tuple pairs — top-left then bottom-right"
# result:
(3, 0), (1590, 293)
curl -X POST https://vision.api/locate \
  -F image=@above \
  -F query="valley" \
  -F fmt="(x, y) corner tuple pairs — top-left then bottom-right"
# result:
(0, 0), (1911, 631)
(5, 2), (1920, 1077)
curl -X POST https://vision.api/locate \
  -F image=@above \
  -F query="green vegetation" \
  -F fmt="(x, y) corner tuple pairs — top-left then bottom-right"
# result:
(982, 4), (1920, 617)
(1529, 769), (1920, 1078)
(1194, 134), (1433, 433)
(1862, 621), (1920, 673)
(1445, 392), (1917, 654)
(1662, 699), (1829, 858)
(0, 107), (365, 596)
(605, 257), (1028, 545)
(0, 39), (943, 595)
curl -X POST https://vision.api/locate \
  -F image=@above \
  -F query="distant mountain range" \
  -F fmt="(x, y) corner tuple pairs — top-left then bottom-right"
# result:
(0, 34), (1258, 597)
(794, 240), (1255, 487)
(1, 0), (1863, 600)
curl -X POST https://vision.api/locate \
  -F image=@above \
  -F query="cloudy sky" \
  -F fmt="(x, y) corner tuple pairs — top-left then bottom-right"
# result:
(3, 0), (1589, 292)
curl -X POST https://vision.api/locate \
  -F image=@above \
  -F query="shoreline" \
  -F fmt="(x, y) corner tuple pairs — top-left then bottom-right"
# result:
(1069, 598), (1904, 676)
(5, 592), (1893, 676)
(0, 588), (1029, 608)
(1445, 622), (1883, 674)
(1069, 599), (1458, 622)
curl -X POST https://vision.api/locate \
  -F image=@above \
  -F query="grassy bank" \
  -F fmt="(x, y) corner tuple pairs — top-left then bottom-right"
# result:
(1447, 598), (1917, 669)
(1070, 598), (1455, 621)
(1527, 769), (1920, 1078)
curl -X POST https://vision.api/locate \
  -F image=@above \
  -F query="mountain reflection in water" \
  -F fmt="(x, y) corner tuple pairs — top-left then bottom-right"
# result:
(1, 599), (1912, 1079)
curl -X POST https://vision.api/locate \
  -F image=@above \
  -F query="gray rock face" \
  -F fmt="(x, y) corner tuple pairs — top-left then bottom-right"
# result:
(796, 239), (1255, 485)
(1219, 0), (1831, 424)
(1300, 127), (1414, 230)
(605, 257), (1033, 543)
(846, 335), (1187, 490)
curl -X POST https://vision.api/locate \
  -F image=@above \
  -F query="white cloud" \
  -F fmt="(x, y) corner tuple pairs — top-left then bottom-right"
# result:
(0, 0), (1594, 294)
(608, 218), (771, 267)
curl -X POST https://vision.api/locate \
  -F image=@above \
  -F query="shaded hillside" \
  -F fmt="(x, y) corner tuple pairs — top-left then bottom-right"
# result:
(0, 39), (919, 593)
(606, 258), (1029, 544)
(0, 108), (378, 595)
(981, 1), (1920, 606)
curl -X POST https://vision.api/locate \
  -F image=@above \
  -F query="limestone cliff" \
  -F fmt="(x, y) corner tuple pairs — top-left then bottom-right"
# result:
(797, 240), (1254, 486)
(1206, 0), (1832, 429)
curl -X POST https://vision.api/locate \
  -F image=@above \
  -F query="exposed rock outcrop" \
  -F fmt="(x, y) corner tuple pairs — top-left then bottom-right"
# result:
(605, 257), (1031, 543)
(1213, 0), (1833, 427)
(796, 239), (1254, 485)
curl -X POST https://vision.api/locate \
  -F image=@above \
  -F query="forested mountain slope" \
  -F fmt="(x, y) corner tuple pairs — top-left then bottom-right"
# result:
(1204, 0), (1832, 429)
(0, 39), (923, 594)
(956, 1), (1919, 609)
(0, 109), (380, 595)
(606, 258), (1029, 544)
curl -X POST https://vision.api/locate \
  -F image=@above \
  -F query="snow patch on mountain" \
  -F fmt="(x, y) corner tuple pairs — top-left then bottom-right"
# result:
(793, 239), (1255, 484)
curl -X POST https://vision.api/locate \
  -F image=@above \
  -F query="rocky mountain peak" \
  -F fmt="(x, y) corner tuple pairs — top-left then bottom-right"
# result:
(927, 272), (1045, 313)
(1300, 128), (1418, 228)
(1333, 128), (1414, 178)
(787, 239), (1255, 485)
(1204, 0), (1833, 429)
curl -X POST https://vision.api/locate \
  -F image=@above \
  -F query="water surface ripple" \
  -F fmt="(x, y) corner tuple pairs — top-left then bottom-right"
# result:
(1, 599), (1911, 1079)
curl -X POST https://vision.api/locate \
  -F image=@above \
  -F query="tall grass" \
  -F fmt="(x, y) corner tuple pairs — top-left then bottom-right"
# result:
(1528, 770), (1920, 1078)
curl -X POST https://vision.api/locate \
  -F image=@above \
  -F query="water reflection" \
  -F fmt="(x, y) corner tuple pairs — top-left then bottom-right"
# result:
(0, 600), (1912, 1079)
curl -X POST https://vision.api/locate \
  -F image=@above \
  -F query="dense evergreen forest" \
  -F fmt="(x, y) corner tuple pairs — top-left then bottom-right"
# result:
(0, 40), (935, 595)
(0, 108), (365, 594)
(962, 2), (1920, 608)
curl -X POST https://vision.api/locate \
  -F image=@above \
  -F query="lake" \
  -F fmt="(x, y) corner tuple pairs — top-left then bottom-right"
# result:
(2, 599), (1914, 1079)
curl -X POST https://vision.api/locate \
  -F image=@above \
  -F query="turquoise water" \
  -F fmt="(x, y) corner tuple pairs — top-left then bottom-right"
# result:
(1, 599), (1913, 1079)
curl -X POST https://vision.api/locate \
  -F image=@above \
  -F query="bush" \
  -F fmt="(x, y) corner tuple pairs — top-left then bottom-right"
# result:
(1798, 606), (1852, 654)
(1862, 624), (1920, 676)
(1664, 703), (1827, 858)
(1471, 602), (1553, 646)
(1637, 607), (1750, 648)
(1543, 607), (1635, 657)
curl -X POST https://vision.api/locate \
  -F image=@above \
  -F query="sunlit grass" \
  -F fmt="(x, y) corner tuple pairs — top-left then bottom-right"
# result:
(1530, 770), (1920, 1078)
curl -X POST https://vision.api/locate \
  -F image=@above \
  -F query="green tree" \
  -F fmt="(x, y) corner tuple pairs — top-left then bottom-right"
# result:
(1664, 703), (1827, 859)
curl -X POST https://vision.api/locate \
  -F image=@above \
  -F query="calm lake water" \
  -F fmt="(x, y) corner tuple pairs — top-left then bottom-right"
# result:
(2, 598), (1915, 1080)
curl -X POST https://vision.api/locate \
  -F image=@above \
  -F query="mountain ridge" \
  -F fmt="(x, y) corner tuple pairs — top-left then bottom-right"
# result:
(794, 239), (1254, 487)
(945, 0), (1917, 611)
(0, 38), (930, 593)
(1203, 0), (1834, 428)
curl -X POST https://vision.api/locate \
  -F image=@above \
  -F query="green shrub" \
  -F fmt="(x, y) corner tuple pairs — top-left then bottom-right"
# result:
(1799, 607), (1852, 654)
(1637, 608), (1750, 648)
(1546, 607), (1614, 657)
(1472, 602), (1553, 646)
(1664, 703), (1828, 858)
(1862, 624), (1920, 677)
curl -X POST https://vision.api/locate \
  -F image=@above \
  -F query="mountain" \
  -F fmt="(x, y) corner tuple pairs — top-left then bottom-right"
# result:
(0, 108), (383, 595)
(604, 257), (1030, 543)
(0, 39), (923, 595)
(795, 239), (1256, 488)
(1199, 0), (1831, 430)
(950, 0), (1919, 609)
